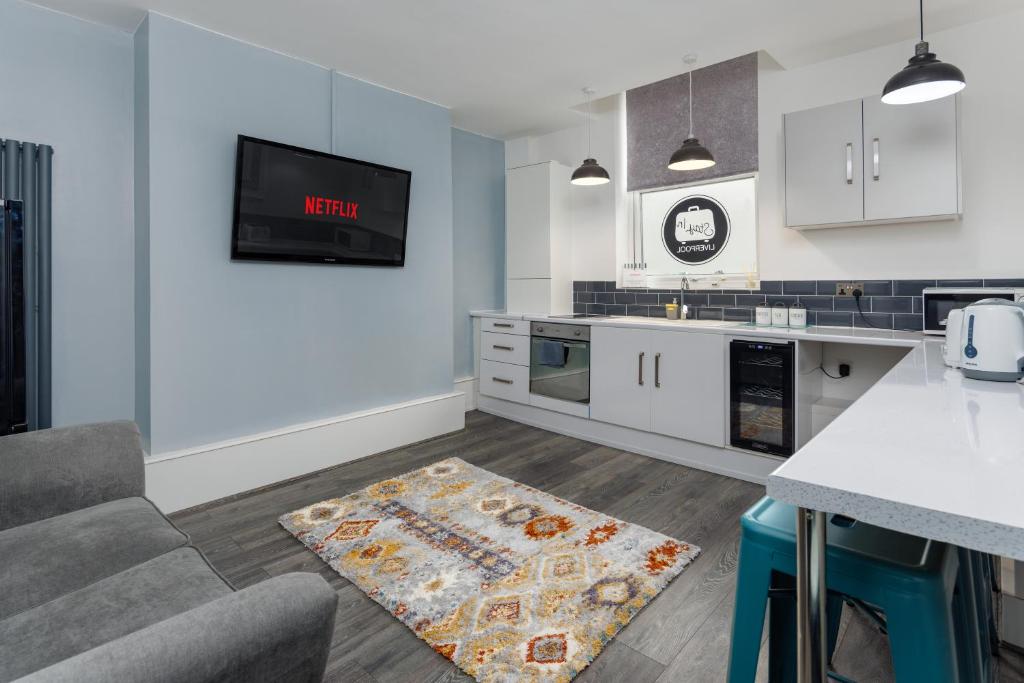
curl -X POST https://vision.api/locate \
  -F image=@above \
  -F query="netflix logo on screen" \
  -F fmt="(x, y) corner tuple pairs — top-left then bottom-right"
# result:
(304, 195), (359, 220)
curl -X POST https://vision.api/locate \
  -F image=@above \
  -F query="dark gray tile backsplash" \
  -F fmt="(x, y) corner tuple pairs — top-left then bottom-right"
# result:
(571, 278), (1023, 331)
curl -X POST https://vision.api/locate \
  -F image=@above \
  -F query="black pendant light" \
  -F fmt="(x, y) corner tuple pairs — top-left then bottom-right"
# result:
(669, 54), (715, 171)
(882, 0), (965, 105)
(571, 88), (610, 186)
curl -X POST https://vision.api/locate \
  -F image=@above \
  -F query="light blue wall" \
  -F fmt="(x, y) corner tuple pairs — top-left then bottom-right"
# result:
(451, 129), (505, 379)
(0, 0), (135, 426)
(139, 15), (454, 453)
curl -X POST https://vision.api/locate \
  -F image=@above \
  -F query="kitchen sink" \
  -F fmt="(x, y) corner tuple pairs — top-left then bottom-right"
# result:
(612, 316), (736, 327)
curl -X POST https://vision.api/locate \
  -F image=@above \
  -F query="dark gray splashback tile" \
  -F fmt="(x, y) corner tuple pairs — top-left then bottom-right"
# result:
(862, 280), (894, 296)
(782, 280), (817, 295)
(736, 294), (766, 307)
(871, 296), (914, 313)
(937, 279), (983, 288)
(798, 295), (834, 311)
(756, 280), (783, 295)
(894, 313), (924, 331)
(605, 304), (627, 316)
(816, 312), (853, 327)
(983, 278), (1024, 287)
(853, 313), (894, 329)
(709, 293), (737, 306)
(626, 304), (651, 317)
(766, 295), (798, 307)
(724, 308), (753, 322)
(894, 279), (937, 296)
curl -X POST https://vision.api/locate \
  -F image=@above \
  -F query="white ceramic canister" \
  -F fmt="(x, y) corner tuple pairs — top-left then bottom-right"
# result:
(771, 302), (789, 327)
(755, 305), (772, 326)
(789, 303), (807, 329)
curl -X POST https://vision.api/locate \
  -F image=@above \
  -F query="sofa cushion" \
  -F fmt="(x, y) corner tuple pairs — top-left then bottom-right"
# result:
(0, 546), (232, 682)
(0, 497), (188, 620)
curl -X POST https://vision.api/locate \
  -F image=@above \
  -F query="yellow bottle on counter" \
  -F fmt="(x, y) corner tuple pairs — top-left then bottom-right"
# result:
(665, 298), (680, 320)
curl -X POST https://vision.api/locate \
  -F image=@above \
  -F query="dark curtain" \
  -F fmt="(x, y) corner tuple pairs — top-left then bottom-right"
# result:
(1, 138), (53, 430)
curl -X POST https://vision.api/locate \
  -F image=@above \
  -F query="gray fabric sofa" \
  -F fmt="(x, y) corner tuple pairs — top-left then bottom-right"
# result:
(0, 421), (338, 682)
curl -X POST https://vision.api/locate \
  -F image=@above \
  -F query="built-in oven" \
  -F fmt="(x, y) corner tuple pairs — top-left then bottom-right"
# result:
(729, 340), (795, 457)
(922, 287), (1024, 335)
(529, 322), (590, 404)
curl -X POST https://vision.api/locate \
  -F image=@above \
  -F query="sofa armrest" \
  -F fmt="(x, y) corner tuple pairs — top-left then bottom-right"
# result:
(0, 421), (144, 531)
(19, 572), (339, 683)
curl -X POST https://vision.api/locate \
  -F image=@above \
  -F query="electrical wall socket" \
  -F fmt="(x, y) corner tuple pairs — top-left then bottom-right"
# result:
(835, 282), (864, 296)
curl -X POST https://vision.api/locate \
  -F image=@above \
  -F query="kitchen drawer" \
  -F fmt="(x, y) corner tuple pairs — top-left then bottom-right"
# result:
(479, 359), (529, 404)
(481, 317), (529, 335)
(481, 331), (530, 366)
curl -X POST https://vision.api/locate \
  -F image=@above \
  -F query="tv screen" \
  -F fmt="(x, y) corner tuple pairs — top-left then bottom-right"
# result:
(231, 135), (412, 266)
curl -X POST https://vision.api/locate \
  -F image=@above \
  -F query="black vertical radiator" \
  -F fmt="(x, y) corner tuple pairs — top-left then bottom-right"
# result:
(1, 139), (53, 435)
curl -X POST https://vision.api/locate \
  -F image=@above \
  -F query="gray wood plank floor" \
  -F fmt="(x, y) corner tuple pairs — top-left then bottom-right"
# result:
(170, 410), (1024, 683)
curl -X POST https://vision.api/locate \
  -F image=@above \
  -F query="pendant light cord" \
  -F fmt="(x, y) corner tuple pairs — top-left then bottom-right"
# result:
(585, 89), (593, 158)
(688, 68), (694, 138)
(919, 0), (924, 41)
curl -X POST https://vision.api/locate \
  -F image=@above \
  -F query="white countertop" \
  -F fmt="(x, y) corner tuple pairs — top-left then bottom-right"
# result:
(470, 310), (923, 348)
(472, 308), (1024, 559)
(768, 339), (1024, 561)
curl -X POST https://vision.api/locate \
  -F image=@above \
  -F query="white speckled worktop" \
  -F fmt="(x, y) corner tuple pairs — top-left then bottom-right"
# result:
(471, 309), (1024, 559)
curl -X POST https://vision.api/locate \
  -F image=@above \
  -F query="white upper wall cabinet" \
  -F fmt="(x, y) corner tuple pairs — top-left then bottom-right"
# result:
(862, 95), (959, 222)
(785, 95), (960, 229)
(784, 100), (865, 228)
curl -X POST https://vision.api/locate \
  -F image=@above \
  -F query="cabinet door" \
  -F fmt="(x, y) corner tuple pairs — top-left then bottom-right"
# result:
(650, 331), (726, 447)
(862, 95), (958, 221)
(506, 163), (551, 279)
(785, 100), (864, 227)
(589, 326), (651, 431)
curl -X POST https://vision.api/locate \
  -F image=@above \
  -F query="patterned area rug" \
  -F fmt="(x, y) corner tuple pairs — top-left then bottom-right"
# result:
(280, 457), (699, 682)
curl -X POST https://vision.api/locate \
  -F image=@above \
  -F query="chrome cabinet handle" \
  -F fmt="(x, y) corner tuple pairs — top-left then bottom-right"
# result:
(492, 344), (513, 351)
(845, 143), (853, 184)
(872, 138), (880, 180)
(493, 322), (514, 328)
(638, 352), (645, 386)
(655, 352), (661, 388)
(492, 377), (513, 385)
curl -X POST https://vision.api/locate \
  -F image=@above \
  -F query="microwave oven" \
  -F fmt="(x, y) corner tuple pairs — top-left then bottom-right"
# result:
(922, 287), (1024, 335)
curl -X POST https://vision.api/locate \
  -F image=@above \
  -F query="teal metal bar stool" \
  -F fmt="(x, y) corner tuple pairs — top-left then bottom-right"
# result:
(728, 497), (981, 683)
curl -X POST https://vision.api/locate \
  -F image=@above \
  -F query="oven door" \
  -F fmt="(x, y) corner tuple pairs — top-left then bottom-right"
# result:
(529, 336), (590, 403)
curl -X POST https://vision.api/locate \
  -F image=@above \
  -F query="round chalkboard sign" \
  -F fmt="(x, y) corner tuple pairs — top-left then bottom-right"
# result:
(661, 194), (731, 266)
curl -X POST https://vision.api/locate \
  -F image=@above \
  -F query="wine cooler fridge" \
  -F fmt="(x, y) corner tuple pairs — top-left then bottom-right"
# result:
(729, 339), (795, 457)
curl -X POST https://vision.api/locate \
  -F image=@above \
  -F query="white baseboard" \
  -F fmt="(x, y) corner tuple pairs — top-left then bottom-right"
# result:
(477, 395), (778, 486)
(454, 376), (477, 411)
(145, 392), (466, 513)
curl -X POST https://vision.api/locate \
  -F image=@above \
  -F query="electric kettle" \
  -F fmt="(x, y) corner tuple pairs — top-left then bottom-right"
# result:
(948, 298), (1024, 381)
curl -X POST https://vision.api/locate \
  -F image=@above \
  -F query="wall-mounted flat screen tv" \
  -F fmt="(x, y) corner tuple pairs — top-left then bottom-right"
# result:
(231, 135), (412, 266)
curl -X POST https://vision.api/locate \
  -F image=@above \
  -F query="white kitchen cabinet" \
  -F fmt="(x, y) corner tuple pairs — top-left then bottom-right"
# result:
(590, 326), (652, 432)
(479, 359), (529, 404)
(785, 95), (960, 229)
(862, 95), (959, 221)
(784, 100), (865, 228)
(506, 161), (572, 314)
(650, 331), (726, 447)
(590, 326), (726, 447)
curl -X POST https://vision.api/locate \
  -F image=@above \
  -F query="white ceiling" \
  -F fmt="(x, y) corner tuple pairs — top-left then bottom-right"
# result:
(30, 0), (1024, 139)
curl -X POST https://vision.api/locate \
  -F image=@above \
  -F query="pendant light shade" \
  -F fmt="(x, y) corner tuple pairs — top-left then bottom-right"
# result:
(571, 158), (611, 185)
(669, 54), (715, 172)
(882, 1), (965, 105)
(571, 88), (610, 186)
(668, 138), (716, 171)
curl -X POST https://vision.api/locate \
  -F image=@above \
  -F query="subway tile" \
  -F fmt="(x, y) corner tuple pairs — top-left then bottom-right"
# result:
(805, 311), (818, 326)
(605, 304), (627, 316)
(815, 280), (839, 295)
(626, 304), (651, 317)
(736, 294), (767, 307)
(724, 307), (753, 322)
(659, 293), (683, 305)
(649, 305), (667, 318)
(862, 280), (893, 296)
(697, 307), (725, 320)
(870, 296), (913, 313)
(634, 293), (660, 305)
(709, 293), (737, 306)
(782, 280), (817, 295)
(983, 278), (1024, 288)
(937, 279), (983, 288)
(573, 281), (587, 292)
(575, 291), (595, 304)
(833, 296), (863, 312)
(798, 295), (834, 311)
(683, 293), (709, 306)
(573, 302), (587, 314)
(815, 312), (853, 327)
(894, 313), (924, 331)
(595, 292), (615, 304)
(853, 312), (894, 329)
(756, 280), (783, 295)
(893, 279), (937, 296)
(913, 297), (923, 314)
(587, 303), (607, 315)
(766, 295), (799, 307)
(615, 293), (637, 305)
(587, 281), (607, 292)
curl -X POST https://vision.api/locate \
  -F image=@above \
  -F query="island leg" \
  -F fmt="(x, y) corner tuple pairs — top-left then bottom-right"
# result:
(796, 507), (829, 683)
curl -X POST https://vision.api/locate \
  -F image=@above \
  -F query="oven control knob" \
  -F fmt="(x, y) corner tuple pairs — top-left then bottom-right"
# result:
(574, 330), (581, 336)
(537, 327), (544, 333)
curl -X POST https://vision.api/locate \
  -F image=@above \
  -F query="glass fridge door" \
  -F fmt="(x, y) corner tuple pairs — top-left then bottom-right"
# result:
(729, 341), (794, 456)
